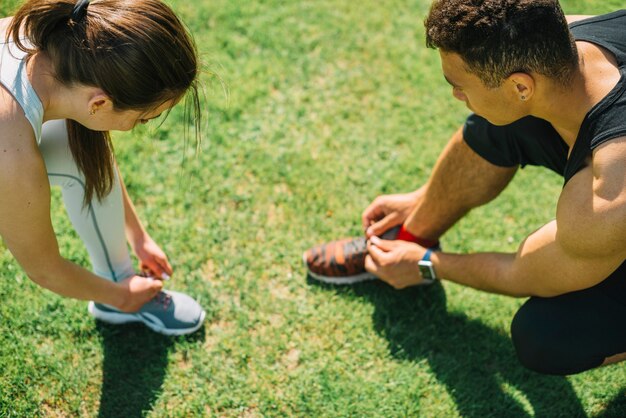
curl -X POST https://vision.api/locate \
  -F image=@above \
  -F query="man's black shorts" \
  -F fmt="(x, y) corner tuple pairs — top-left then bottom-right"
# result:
(463, 114), (570, 176)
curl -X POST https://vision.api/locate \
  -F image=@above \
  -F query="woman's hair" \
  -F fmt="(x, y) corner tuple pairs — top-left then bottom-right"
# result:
(8, 0), (201, 204)
(425, 0), (579, 88)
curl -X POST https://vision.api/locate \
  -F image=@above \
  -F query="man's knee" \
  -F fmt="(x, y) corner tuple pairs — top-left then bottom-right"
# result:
(510, 297), (600, 375)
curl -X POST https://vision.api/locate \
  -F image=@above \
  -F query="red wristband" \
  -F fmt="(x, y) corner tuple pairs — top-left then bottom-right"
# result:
(396, 224), (439, 248)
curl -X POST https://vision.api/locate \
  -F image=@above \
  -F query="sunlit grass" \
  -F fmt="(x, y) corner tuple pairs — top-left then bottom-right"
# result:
(1, 0), (625, 416)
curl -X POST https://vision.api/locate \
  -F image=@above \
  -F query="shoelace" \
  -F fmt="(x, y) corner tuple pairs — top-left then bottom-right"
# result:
(153, 292), (172, 310)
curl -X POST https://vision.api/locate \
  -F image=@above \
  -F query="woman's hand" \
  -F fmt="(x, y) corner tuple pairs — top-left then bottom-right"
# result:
(132, 234), (173, 280)
(117, 275), (164, 312)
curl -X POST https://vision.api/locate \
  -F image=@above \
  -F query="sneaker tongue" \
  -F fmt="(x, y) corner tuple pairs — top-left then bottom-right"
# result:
(381, 226), (401, 240)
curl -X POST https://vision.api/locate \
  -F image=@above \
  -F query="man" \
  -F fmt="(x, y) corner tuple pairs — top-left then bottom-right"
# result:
(304, 0), (626, 375)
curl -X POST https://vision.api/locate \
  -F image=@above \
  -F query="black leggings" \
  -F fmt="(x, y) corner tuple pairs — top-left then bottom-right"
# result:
(510, 256), (626, 375)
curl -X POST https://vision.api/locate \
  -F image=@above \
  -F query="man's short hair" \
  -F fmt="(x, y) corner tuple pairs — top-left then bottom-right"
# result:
(425, 0), (579, 88)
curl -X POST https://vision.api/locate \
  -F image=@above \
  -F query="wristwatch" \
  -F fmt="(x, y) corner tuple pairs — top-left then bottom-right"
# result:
(418, 248), (437, 283)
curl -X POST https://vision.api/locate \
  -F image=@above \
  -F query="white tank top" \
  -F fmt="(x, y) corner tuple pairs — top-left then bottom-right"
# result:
(0, 35), (44, 143)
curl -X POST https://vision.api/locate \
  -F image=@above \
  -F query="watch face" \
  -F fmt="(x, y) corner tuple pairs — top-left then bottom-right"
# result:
(418, 262), (435, 281)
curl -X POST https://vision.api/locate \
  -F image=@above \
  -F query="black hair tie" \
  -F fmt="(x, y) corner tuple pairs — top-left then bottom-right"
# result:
(71, 0), (91, 22)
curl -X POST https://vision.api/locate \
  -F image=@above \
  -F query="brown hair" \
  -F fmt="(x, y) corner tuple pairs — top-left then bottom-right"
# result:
(425, 0), (579, 88)
(8, 0), (201, 204)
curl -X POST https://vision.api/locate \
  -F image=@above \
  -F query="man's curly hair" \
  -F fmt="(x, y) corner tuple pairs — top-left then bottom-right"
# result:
(425, 0), (578, 88)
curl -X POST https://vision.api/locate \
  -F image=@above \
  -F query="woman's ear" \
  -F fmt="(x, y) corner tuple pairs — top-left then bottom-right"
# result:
(86, 89), (113, 115)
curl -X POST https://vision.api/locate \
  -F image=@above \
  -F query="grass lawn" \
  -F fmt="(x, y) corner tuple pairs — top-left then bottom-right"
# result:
(2, 0), (626, 416)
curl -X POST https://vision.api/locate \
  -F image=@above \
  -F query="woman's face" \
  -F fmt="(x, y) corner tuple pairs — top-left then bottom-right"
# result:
(82, 99), (176, 132)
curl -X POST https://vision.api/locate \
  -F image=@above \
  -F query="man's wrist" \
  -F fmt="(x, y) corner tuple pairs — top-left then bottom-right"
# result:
(418, 248), (438, 281)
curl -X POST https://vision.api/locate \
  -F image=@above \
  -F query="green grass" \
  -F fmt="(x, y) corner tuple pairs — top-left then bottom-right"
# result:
(2, 0), (626, 416)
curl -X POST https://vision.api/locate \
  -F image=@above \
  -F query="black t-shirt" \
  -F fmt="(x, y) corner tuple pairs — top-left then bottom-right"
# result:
(462, 10), (626, 185)
(565, 10), (626, 182)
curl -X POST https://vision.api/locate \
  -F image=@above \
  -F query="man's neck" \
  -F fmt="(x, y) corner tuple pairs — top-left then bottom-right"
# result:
(531, 41), (621, 147)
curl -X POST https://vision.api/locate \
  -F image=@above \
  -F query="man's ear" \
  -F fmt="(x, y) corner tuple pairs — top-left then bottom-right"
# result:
(508, 72), (535, 101)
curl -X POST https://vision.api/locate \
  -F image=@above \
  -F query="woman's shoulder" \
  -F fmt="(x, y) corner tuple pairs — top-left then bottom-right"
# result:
(0, 17), (13, 39)
(0, 86), (39, 156)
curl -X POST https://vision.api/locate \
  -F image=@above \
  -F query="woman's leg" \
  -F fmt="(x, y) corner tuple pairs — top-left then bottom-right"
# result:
(38, 119), (205, 335)
(38, 119), (135, 282)
(511, 261), (626, 375)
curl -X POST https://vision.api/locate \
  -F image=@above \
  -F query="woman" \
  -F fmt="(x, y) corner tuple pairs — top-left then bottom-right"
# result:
(0, 0), (205, 335)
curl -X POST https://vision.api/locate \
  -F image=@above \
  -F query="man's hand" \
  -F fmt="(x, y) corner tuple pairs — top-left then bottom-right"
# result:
(364, 236), (428, 289)
(132, 235), (173, 280)
(362, 190), (422, 238)
(117, 275), (164, 312)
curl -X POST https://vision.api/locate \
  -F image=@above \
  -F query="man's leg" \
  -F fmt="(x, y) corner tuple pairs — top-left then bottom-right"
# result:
(305, 115), (564, 283)
(403, 126), (518, 242)
(511, 261), (626, 375)
(403, 113), (569, 241)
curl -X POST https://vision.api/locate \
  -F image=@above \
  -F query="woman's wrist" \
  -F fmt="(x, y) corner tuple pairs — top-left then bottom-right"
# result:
(126, 225), (149, 250)
(105, 279), (131, 310)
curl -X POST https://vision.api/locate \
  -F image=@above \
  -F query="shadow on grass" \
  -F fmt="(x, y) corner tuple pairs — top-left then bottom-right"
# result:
(95, 322), (206, 418)
(595, 390), (626, 418)
(309, 276), (586, 417)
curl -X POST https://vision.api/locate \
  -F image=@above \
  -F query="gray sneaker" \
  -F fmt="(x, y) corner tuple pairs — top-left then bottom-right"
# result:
(88, 290), (206, 336)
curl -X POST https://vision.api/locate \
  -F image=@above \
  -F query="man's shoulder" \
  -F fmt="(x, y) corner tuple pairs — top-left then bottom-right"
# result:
(592, 136), (626, 176)
(588, 136), (626, 214)
(555, 138), (626, 258)
(566, 15), (594, 25)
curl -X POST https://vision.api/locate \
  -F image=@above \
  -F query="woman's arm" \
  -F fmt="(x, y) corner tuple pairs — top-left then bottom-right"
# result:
(117, 166), (173, 279)
(0, 115), (162, 310)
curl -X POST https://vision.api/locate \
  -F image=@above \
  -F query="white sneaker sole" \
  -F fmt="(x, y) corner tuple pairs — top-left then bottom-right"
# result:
(88, 302), (206, 336)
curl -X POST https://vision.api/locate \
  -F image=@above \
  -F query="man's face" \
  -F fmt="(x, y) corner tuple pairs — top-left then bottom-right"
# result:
(440, 51), (525, 126)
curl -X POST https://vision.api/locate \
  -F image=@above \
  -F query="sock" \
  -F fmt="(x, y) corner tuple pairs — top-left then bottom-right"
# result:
(395, 224), (439, 248)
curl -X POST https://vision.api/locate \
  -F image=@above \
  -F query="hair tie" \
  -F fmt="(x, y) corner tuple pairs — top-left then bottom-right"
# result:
(71, 0), (91, 22)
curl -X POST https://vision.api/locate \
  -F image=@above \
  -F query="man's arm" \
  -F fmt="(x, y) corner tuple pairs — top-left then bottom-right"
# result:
(403, 127), (518, 241)
(394, 138), (626, 296)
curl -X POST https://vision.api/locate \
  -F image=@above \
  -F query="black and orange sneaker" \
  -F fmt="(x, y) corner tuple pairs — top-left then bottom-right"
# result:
(303, 227), (400, 285)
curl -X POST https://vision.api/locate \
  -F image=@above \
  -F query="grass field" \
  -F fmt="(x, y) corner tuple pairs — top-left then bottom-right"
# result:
(2, 0), (626, 416)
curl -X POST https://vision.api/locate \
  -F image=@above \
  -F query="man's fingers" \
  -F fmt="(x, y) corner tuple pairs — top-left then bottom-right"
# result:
(366, 217), (397, 238)
(362, 205), (384, 232)
(369, 236), (398, 252)
(367, 239), (389, 264)
(364, 254), (379, 275)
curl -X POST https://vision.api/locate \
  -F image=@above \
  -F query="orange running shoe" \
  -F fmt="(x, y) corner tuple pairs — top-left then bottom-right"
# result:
(303, 227), (400, 284)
